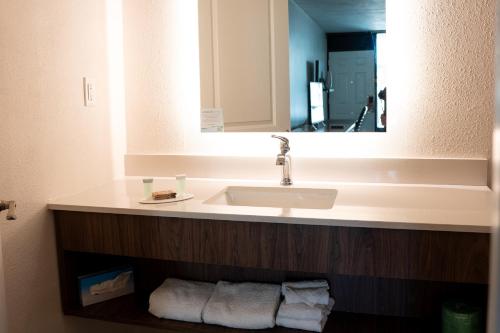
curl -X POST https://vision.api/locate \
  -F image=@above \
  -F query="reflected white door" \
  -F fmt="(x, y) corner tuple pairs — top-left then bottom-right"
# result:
(329, 50), (375, 123)
(198, 0), (291, 132)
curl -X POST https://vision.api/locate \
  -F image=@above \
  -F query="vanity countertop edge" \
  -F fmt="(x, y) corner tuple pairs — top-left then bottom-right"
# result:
(47, 178), (494, 234)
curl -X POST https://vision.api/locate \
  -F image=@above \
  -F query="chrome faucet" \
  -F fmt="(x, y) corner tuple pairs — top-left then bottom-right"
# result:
(0, 200), (17, 221)
(272, 135), (293, 186)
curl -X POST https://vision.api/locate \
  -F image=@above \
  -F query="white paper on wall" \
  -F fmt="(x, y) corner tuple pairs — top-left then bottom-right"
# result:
(201, 108), (224, 133)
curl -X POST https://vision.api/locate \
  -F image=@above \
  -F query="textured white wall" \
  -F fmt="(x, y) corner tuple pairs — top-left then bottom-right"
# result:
(0, 0), (158, 332)
(0, 238), (5, 333)
(124, 0), (494, 158)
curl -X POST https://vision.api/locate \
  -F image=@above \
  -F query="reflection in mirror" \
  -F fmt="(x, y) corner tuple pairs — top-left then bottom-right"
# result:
(198, 0), (386, 133)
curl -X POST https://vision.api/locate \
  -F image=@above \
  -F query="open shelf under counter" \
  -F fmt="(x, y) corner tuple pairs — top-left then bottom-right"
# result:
(65, 294), (437, 333)
(54, 211), (489, 332)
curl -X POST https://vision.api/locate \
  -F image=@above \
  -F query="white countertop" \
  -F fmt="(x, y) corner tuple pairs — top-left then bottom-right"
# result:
(47, 178), (494, 233)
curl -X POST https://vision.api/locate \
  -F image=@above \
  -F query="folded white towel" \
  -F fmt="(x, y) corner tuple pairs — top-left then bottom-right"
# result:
(283, 286), (330, 306)
(149, 278), (215, 323)
(202, 281), (281, 329)
(277, 297), (335, 321)
(281, 280), (329, 293)
(276, 316), (328, 332)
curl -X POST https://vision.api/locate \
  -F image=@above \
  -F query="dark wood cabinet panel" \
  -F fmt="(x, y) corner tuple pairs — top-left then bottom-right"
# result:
(158, 218), (334, 272)
(56, 212), (124, 254)
(331, 227), (489, 283)
(117, 214), (163, 258)
(55, 211), (490, 282)
(333, 228), (410, 279)
(55, 212), (334, 273)
(408, 231), (490, 283)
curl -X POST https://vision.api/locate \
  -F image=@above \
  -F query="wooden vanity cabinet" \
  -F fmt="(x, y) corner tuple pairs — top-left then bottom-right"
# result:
(54, 211), (490, 332)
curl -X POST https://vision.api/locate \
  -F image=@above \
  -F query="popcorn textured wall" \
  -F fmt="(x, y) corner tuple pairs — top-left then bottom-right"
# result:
(0, 0), (158, 332)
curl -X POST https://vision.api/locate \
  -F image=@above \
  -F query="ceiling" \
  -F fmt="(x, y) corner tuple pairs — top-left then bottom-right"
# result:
(293, 0), (386, 33)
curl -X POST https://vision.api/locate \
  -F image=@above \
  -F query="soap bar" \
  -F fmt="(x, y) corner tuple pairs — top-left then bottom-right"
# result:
(152, 190), (176, 200)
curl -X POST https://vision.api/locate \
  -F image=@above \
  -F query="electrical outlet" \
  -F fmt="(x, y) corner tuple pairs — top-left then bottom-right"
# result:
(83, 77), (96, 107)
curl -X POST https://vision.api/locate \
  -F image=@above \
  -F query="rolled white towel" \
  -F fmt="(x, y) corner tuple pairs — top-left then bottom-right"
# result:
(149, 278), (215, 323)
(276, 316), (328, 332)
(202, 281), (281, 329)
(283, 286), (330, 306)
(281, 280), (329, 294)
(277, 298), (335, 321)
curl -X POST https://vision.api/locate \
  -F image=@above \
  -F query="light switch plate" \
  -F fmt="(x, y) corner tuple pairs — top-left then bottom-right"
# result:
(83, 77), (96, 107)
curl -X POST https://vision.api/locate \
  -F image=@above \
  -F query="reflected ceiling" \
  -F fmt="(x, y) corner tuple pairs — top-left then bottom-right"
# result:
(293, 0), (386, 33)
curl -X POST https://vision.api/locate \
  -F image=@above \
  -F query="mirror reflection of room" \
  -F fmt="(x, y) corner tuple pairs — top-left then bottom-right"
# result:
(198, 0), (387, 133)
(289, 0), (386, 132)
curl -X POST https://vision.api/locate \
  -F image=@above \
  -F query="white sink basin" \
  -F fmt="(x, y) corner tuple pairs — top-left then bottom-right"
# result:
(204, 186), (337, 210)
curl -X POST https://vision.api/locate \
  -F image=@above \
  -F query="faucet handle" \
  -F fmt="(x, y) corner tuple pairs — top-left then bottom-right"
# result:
(271, 135), (290, 153)
(271, 135), (289, 144)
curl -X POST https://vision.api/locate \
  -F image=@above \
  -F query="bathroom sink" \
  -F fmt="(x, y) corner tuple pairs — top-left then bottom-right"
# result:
(204, 186), (337, 210)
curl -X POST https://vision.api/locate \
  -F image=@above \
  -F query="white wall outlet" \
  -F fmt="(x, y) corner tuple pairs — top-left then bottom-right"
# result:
(83, 77), (96, 107)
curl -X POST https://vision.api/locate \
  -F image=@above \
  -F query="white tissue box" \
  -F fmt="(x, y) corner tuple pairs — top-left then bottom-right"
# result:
(78, 266), (135, 306)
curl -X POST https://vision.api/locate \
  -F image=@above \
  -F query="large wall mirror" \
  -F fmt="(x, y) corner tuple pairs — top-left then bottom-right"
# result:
(198, 0), (386, 133)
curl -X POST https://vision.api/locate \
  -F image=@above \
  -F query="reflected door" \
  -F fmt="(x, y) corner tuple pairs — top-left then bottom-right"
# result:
(199, 0), (291, 132)
(329, 50), (375, 123)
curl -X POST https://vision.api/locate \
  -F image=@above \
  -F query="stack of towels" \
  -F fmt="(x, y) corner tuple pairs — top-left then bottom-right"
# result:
(149, 278), (281, 329)
(276, 280), (334, 332)
(149, 278), (333, 332)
